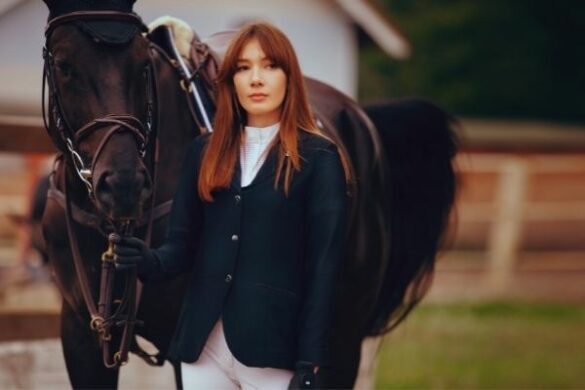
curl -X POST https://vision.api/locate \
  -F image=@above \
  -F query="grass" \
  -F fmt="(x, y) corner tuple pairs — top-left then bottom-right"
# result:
(375, 302), (585, 389)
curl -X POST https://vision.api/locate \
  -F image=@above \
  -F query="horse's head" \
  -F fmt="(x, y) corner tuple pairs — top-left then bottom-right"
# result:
(42, 3), (154, 223)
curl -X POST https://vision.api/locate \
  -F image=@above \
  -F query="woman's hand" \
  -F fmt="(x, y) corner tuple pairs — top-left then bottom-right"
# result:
(109, 233), (157, 272)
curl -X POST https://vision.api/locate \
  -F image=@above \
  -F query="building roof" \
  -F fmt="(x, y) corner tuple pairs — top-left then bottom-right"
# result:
(0, 0), (23, 17)
(333, 0), (410, 59)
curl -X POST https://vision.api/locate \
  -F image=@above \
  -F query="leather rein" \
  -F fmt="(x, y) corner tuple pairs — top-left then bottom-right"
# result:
(42, 11), (167, 368)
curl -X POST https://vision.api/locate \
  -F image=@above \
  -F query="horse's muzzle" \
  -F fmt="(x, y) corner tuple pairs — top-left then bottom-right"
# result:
(94, 168), (152, 220)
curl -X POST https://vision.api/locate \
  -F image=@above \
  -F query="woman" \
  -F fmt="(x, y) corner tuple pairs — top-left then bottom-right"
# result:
(113, 21), (350, 389)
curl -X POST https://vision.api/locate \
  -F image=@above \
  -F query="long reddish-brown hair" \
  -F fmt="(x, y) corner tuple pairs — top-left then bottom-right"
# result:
(198, 21), (349, 201)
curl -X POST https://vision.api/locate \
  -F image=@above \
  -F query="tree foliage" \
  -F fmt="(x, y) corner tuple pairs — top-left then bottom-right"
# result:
(360, 0), (585, 124)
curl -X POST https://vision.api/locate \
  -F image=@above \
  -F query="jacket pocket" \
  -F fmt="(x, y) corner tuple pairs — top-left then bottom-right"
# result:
(255, 283), (300, 354)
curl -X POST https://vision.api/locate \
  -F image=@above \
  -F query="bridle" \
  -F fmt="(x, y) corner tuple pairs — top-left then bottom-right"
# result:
(42, 11), (153, 199)
(42, 10), (166, 369)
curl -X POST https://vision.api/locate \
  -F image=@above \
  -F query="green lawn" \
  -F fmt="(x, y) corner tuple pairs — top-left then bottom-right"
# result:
(375, 302), (585, 389)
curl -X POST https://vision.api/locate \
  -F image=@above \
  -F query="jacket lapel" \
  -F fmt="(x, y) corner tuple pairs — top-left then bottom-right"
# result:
(230, 147), (279, 191)
(251, 148), (279, 185)
(230, 158), (242, 191)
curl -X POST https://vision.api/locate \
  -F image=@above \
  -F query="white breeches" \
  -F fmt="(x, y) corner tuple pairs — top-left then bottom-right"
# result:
(181, 318), (294, 389)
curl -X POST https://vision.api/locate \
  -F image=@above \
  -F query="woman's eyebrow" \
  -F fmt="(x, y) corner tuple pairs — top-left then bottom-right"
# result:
(237, 56), (272, 63)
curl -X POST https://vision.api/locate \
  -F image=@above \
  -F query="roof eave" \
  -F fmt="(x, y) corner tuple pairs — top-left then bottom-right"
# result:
(334, 0), (411, 60)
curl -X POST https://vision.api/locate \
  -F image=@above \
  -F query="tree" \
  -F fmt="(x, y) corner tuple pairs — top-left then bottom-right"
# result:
(360, 0), (585, 124)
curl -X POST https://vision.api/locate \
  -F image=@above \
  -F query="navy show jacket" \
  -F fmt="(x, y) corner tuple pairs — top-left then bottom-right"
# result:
(143, 130), (348, 369)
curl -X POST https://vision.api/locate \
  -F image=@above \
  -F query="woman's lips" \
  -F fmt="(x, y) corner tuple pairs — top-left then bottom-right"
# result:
(249, 93), (268, 101)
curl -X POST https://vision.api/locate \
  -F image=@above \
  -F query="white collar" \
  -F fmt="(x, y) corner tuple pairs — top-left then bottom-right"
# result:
(244, 122), (280, 143)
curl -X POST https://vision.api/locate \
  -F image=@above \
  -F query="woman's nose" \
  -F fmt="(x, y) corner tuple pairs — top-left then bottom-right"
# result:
(250, 67), (263, 86)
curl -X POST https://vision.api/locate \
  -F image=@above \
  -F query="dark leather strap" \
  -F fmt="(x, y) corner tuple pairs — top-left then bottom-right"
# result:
(62, 160), (141, 368)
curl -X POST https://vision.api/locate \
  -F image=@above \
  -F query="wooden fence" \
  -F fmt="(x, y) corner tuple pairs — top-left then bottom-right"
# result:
(453, 152), (585, 296)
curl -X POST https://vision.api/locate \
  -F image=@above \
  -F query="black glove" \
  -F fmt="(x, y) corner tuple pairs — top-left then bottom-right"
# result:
(109, 233), (157, 274)
(288, 361), (317, 390)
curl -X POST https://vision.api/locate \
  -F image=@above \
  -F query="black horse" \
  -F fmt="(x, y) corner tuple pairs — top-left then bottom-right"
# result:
(39, 1), (457, 388)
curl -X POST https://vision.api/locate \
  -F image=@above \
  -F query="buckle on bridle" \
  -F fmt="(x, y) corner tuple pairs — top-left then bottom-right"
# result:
(114, 352), (128, 366)
(101, 241), (116, 263)
(90, 315), (104, 331)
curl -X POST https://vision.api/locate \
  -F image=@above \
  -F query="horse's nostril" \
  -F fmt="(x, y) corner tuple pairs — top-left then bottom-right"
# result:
(95, 170), (152, 213)
(99, 171), (143, 191)
(95, 171), (114, 198)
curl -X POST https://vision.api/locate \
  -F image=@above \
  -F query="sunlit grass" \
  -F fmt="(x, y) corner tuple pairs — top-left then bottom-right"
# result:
(375, 302), (585, 388)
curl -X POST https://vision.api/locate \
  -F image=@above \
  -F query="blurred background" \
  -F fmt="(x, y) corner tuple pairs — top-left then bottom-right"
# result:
(0, 0), (584, 388)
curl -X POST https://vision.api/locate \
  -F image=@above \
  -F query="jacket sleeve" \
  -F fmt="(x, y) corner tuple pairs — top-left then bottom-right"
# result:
(298, 142), (348, 366)
(139, 136), (206, 281)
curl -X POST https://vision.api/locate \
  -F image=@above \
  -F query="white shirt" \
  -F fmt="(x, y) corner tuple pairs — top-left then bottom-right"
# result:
(240, 122), (280, 187)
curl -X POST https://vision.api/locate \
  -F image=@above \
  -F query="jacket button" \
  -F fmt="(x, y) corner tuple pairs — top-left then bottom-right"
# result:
(235, 195), (241, 203)
(231, 234), (239, 241)
(225, 274), (232, 283)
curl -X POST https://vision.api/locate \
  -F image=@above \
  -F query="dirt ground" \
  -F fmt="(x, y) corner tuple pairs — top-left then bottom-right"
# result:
(0, 338), (177, 389)
(0, 251), (584, 388)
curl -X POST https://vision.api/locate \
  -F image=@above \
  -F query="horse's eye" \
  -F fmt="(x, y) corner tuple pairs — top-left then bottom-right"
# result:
(56, 61), (73, 77)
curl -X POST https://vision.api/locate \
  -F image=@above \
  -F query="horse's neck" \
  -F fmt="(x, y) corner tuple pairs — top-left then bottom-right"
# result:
(148, 46), (200, 201)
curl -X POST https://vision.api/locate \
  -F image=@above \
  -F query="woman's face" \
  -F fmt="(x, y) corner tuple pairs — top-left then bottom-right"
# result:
(233, 38), (287, 127)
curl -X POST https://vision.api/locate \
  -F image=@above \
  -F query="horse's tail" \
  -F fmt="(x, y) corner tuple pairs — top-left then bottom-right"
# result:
(364, 98), (459, 336)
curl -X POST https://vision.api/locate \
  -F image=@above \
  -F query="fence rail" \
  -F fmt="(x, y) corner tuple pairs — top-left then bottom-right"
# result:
(453, 152), (585, 296)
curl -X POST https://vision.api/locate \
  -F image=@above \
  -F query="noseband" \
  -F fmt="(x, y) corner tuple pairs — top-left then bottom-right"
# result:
(67, 115), (149, 194)
(42, 11), (153, 198)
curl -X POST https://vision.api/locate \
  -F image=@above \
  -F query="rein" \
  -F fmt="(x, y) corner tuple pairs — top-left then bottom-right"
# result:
(42, 11), (165, 368)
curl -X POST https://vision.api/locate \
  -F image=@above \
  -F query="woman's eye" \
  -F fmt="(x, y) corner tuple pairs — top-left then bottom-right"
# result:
(236, 65), (249, 72)
(266, 63), (277, 69)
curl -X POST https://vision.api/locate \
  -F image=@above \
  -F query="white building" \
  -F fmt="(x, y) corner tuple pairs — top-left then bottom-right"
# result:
(0, 0), (409, 151)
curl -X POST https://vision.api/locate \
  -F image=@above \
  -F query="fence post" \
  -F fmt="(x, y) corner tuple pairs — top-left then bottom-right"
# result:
(485, 157), (528, 296)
